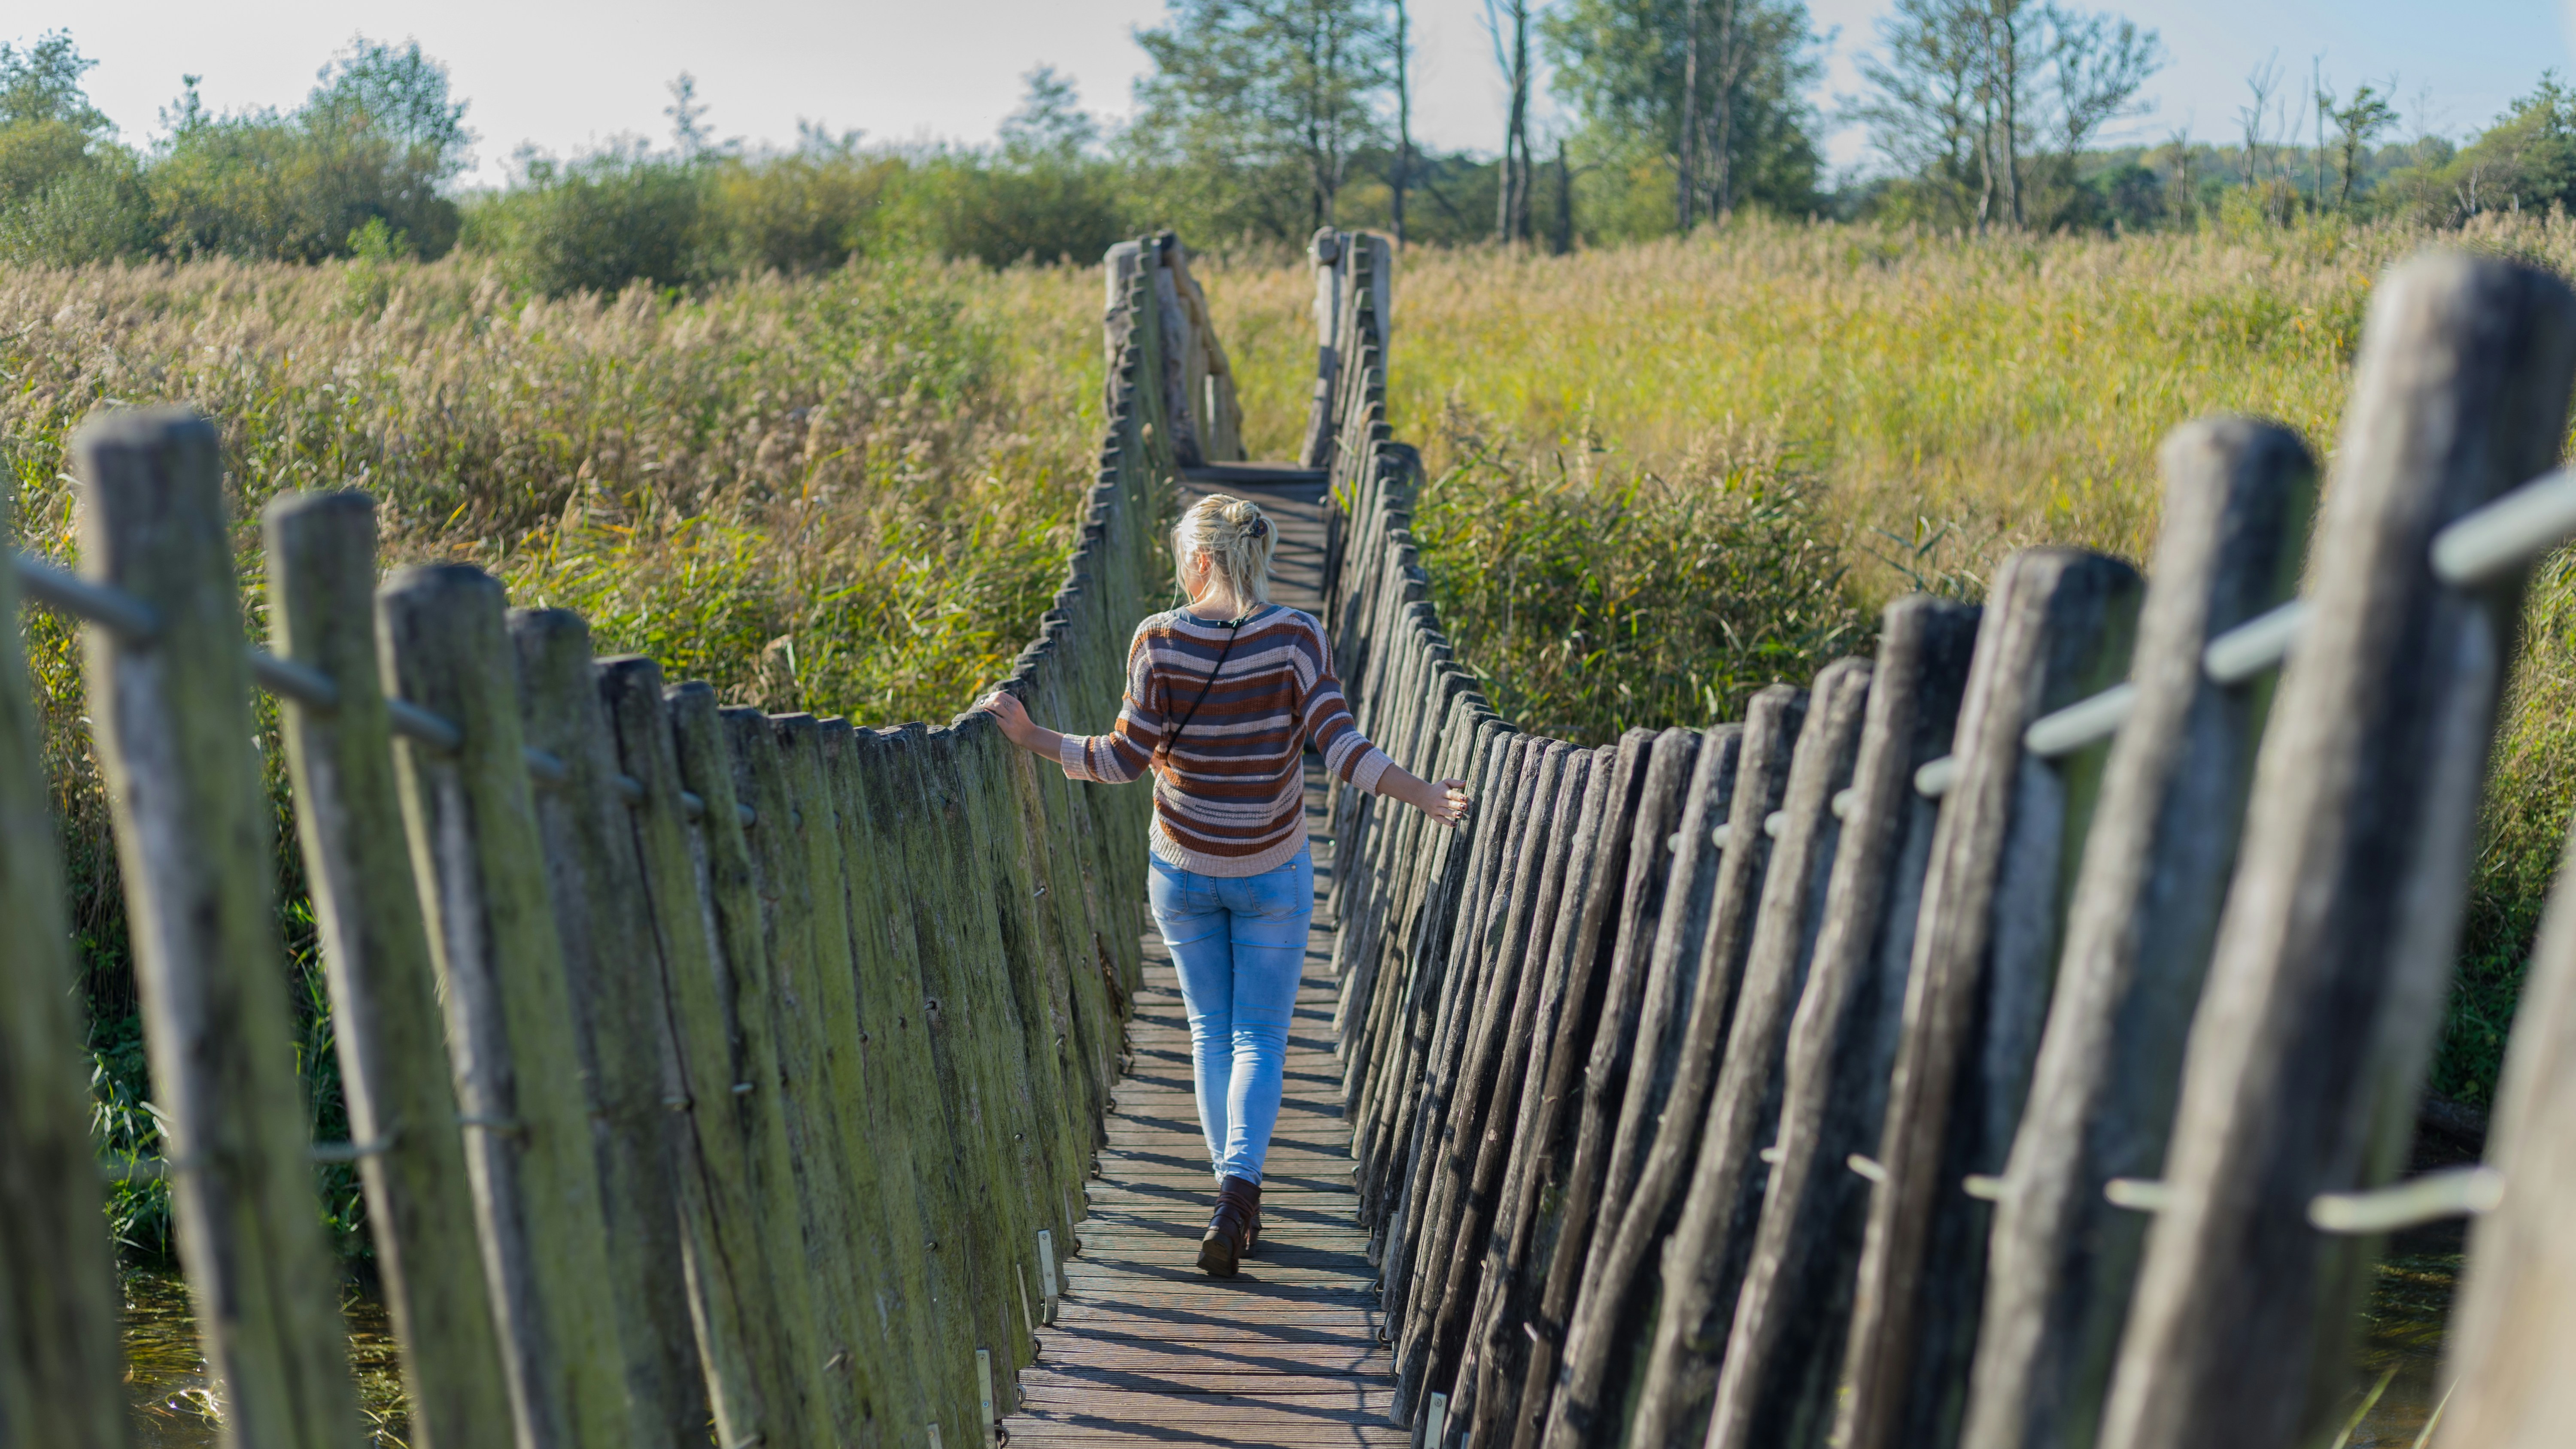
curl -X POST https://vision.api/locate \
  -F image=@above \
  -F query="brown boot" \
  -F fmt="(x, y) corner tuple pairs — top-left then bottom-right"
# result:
(1198, 1175), (1261, 1278)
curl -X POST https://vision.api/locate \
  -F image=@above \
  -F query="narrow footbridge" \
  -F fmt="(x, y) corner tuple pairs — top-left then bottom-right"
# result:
(8, 229), (2576, 1449)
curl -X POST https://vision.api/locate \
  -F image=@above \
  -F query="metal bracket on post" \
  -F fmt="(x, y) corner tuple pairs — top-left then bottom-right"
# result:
(1037, 1230), (1061, 1325)
(927, 1424), (943, 1449)
(977, 1348), (998, 1449)
(1424, 1390), (1449, 1449)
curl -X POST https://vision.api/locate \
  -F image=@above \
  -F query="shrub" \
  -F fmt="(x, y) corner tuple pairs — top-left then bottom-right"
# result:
(1413, 404), (1870, 742)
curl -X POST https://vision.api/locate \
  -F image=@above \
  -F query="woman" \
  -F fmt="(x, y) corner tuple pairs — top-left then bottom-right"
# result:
(979, 493), (1468, 1277)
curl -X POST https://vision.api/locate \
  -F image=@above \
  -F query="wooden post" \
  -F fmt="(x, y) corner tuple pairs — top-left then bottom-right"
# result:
(1960, 419), (2315, 1449)
(596, 657), (806, 1449)
(1457, 744), (1626, 1449)
(1396, 740), (1576, 1413)
(264, 491), (516, 1449)
(512, 611), (710, 1446)
(1550, 698), (1793, 1449)
(667, 682), (838, 1449)
(2441, 825), (2576, 1443)
(719, 707), (880, 1442)
(378, 562), (635, 1449)
(73, 407), (364, 1449)
(1703, 597), (1981, 1449)
(0, 476), (126, 1449)
(1628, 656), (1877, 1449)
(1429, 746), (1597, 1434)
(1836, 549), (2143, 1449)
(2099, 255), (2576, 1449)
(1509, 727), (1704, 1449)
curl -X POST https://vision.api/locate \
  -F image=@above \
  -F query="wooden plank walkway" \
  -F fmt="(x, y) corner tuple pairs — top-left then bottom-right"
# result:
(1002, 472), (1405, 1448)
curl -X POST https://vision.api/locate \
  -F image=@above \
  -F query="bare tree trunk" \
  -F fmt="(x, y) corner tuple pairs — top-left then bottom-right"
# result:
(1553, 137), (1574, 254)
(1712, 0), (1739, 218)
(1994, 2), (2023, 228)
(1495, 0), (1531, 243)
(1679, 0), (1701, 233)
(1393, 0), (1412, 245)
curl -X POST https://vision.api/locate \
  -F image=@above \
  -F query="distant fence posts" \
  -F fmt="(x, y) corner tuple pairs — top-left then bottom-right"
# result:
(1311, 233), (2576, 1449)
(1, 233), (1203, 1447)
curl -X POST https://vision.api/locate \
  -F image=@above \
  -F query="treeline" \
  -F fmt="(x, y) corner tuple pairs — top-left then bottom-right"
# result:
(6, 10), (2575, 300)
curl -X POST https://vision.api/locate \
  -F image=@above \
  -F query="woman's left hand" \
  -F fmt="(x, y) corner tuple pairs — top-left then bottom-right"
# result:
(978, 690), (1034, 745)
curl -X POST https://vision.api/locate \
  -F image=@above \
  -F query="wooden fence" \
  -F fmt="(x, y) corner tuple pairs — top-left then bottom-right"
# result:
(1313, 235), (2576, 1449)
(0, 233), (1238, 1449)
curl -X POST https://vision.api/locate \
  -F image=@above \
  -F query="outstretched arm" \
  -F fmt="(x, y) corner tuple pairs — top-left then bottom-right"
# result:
(978, 690), (1066, 761)
(1378, 764), (1472, 827)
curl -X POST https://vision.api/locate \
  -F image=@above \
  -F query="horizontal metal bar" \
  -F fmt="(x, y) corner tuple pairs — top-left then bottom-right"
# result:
(387, 698), (465, 752)
(1914, 755), (1960, 799)
(13, 552), (162, 640)
(1962, 1173), (2007, 1201)
(682, 790), (707, 820)
(738, 803), (758, 828)
(2431, 466), (2576, 588)
(1847, 1153), (1887, 1185)
(523, 748), (568, 786)
(2309, 1164), (2503, 1234)
(1831, 787), (1855, 820)
(246, 647), (340, 710)
(614, 773), (645, 805)
(310, 1134), (397, 1164)
(1709, 822), (1731, 850)
(2025, 682), (2138, 760)
(1763, 810), (1786, 839)
(2105, 1177), (2174, 1212)
(2201, 598), (2311, 685)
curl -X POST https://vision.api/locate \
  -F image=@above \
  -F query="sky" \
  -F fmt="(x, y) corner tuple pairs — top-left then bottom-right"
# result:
(38, 0), (2576, 187)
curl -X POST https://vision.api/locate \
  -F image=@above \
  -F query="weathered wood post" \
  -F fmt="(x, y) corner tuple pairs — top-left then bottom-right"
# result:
(1627, 656), (1877, 1449)
(0, 488), (127, 1449)
(1960, 418), (2316, 1449)
(1457, 744), (1627, 1449)
(513, 611), (711, 1445)
(379, 563), (635, 1449)
(720, 707), (893, 1441)
(597, 657), (807, 1449)
(1551, 697), (1798, 1449)
(1701, 597), (1980, 1449)
(1432, 747), (1597, 1435)
(1836, 549), (2142, 1449)
(2441, 823), (2576, 1444)
(74, 407), (365, 1449)
(264, 491), (516, 1449)
(2098, 254), (2576, 1449)
(1509, 727), (1703, 1449)
(1399, 740), (1578, 1413)
(667, 681), (841, 1449)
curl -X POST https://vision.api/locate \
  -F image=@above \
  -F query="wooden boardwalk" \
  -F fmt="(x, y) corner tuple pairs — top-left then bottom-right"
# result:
(1002, 470), (1406, 1448)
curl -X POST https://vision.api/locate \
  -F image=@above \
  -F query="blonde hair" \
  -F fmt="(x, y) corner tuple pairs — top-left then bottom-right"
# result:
(1173, 494), (1276, 608)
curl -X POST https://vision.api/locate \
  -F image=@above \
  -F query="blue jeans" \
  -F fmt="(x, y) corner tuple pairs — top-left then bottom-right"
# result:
(1148, 845), (1315, 1185)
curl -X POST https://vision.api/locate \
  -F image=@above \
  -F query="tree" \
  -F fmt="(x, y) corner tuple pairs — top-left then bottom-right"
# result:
(149, 34), (475, 261)
(1544, 0), (1823, 228)
(1850, 0), (2160, 230)
(2325, 82), (2397, 211)
(0, 30), (110, 134)
(1133, 0), (1394, 240)
(999, 64), (1099, 162)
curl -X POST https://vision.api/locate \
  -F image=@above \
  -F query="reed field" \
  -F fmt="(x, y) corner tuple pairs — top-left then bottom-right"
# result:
(6, 213), (2570, 1253)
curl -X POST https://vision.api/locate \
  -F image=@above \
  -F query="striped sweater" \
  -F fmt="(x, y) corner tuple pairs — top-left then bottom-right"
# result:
(1059, 605), (1393, 876)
